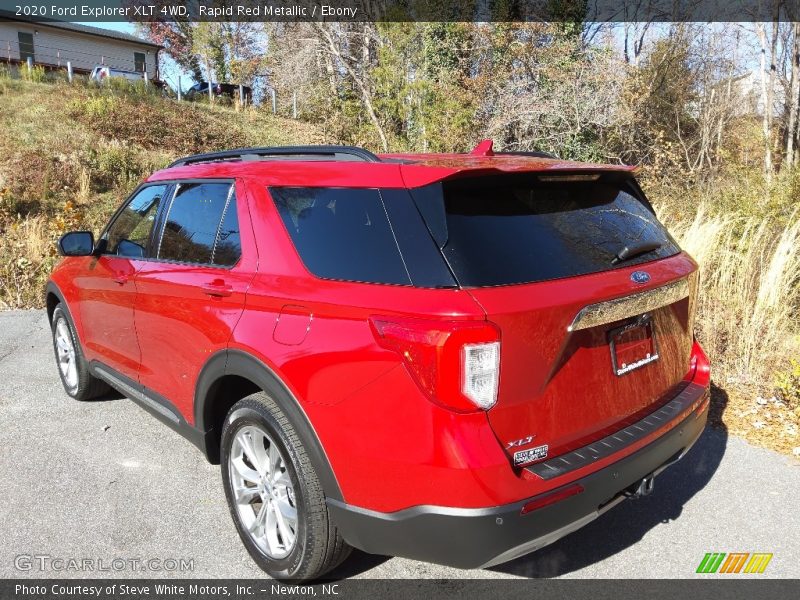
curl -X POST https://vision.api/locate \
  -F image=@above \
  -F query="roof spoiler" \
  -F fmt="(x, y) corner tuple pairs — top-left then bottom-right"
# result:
(470, 139), (558, 160)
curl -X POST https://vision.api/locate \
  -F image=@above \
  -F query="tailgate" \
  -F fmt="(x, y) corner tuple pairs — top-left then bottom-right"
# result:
(469, 256), (697, 462)
(409, 170), (698, 465)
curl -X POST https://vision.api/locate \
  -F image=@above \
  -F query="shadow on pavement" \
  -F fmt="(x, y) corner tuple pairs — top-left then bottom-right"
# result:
(490, 382), (730, 578)
(326, 550), (392, 580)
(86, 388), (126, 402)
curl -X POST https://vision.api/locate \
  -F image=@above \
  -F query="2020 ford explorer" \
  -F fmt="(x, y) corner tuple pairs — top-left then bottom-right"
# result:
(47, 141), (711, 580)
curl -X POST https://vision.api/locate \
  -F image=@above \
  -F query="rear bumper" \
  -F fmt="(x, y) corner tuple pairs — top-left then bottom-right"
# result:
(328, 383), (709, 569)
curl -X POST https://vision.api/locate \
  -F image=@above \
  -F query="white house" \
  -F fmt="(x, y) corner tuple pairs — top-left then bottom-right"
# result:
(0, 16), (161, 80)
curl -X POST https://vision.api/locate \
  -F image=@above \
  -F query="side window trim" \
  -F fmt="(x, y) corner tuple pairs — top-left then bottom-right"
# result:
(154, 181), (179, 260)
(210, 184), (236, 265)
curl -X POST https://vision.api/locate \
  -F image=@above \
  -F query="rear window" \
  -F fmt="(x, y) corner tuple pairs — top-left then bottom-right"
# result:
(270, 187), (411, 285)
(413, 174), (680, 287)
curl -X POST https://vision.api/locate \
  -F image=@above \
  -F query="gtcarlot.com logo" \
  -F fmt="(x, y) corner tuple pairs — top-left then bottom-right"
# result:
(14, 554), (195, 573)
(696, 552), (773, 574)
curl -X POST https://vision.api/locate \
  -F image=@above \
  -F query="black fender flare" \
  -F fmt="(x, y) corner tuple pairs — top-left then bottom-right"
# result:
(194, 349), (343, 502)
(45, 281), (66, 321)
(45, 282), (84, 346)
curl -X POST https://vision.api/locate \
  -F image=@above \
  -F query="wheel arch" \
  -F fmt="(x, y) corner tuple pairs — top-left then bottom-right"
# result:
(45, 281), (66, 324)
(45, 282), (84, 346)
(194, 349), (343, 502)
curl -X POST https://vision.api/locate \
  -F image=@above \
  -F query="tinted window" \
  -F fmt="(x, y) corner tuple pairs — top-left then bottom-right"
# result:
(417, 175), (680, 287)
(159, 183), (239, 266)
(271, 187), (411, 285)
(104, 185), (167, 257)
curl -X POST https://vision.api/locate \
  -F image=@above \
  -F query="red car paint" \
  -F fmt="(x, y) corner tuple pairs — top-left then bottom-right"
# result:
(48, 146), (710, 518)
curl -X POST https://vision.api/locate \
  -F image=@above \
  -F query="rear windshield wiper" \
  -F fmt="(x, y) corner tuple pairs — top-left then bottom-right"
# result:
(611, 240), (662, 265)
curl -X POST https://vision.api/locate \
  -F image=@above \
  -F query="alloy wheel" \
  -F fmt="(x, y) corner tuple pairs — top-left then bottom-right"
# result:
(228, 425), (298, 559)
(55, 318), (78, 390)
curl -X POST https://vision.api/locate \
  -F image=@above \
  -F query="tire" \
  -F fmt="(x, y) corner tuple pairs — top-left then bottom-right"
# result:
(50, 304), (109, 401)
(221, 392), (351, 580)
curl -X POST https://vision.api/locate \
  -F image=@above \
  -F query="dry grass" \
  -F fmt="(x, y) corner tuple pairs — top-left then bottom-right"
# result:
(661, 205), (800, 456)
(0, 214), (60, 309)
(664, 207), (800, 386)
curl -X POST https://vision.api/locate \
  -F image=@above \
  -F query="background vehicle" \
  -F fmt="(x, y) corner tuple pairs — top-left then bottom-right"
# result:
(47, 142), (710, 580)
(89, 65), (146, 83)
(186, 81), (252, 102)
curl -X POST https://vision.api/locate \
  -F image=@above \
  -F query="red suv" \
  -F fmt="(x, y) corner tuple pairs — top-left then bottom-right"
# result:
(47, 142), (710, 580)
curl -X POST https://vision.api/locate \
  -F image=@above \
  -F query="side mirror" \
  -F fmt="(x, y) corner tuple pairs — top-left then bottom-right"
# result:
(57, 231), (95, 257)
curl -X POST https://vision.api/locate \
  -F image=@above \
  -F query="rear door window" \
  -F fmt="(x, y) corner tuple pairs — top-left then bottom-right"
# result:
(413, 174), (680, 287)
(158, 182), (241, 266)
(270, 187), (411, 285)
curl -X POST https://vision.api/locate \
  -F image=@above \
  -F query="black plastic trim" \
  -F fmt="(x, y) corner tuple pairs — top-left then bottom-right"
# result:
(527, 382), (706, 480)
(380, 188), (458, 288)
(327, 392), (708, 569)
(194, 349), (344, 501)
(88, 361), (210, 455)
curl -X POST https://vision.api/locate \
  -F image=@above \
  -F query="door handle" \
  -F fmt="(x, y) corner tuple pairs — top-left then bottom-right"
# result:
(113, 274), (129, 285)
(201, 281), (233, 297)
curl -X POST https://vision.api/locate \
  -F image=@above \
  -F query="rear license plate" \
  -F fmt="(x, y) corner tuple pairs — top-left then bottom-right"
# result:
(609, 315), (659, 376)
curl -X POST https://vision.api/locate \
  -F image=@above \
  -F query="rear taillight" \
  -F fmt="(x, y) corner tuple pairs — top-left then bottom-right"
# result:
(370, 317), (501, 412)
(689, 339), (711, 387)
(462, 342), (500, 409)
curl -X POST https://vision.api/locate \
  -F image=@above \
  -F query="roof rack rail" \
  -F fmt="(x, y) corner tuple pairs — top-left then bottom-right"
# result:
(168, 145), (381, 168)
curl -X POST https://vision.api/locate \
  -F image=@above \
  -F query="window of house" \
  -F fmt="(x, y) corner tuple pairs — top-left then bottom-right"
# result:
(134, 52), (146, 73)
(17, 32), (34, 63)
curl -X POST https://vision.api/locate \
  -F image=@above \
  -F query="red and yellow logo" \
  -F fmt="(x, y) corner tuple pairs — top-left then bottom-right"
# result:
(696, 553), (773, 574)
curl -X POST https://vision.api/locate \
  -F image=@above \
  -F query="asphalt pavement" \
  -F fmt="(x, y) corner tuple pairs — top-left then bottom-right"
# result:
(0, 310), (798, 579)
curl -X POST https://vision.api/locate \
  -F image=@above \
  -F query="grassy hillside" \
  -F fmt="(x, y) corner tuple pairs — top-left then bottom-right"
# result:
(0, 77), (322, 307)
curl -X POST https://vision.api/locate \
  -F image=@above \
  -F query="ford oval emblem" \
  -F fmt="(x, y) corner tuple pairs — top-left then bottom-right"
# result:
(630, 271), (651, 285)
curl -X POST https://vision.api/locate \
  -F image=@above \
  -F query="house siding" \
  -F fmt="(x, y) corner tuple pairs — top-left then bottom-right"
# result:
(0, 22), (157, 78)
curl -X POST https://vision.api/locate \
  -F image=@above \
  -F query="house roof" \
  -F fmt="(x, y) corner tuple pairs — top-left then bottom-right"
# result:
(0, 13), (161, 48)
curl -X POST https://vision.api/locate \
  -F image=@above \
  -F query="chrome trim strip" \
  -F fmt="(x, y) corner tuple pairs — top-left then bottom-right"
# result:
(567, 278), (690, 332)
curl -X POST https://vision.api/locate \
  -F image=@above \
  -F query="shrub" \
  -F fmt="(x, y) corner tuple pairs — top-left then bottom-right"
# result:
(20, 65), (46, 83)
(83, 141), (147, 190)
(775, 359), (800, 410)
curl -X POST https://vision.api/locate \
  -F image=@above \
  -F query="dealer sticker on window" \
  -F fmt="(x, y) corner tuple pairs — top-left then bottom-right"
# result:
(513, 444), (549, 466)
